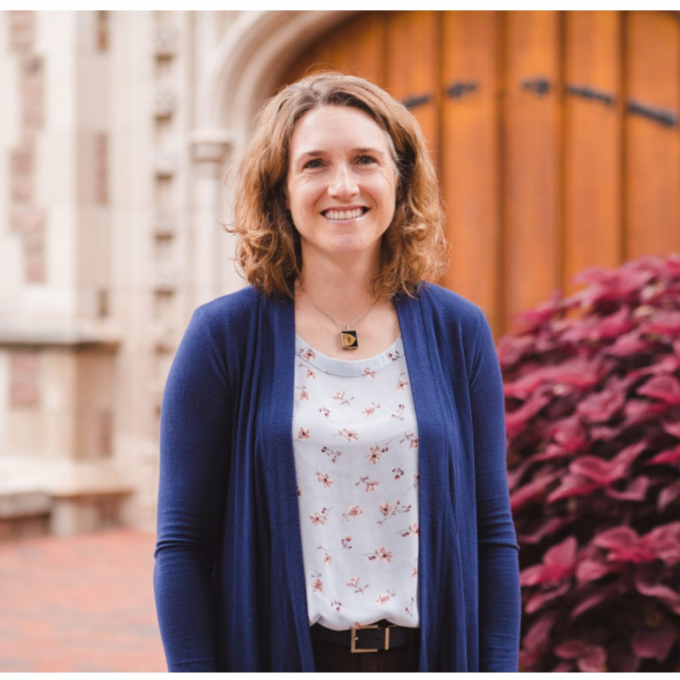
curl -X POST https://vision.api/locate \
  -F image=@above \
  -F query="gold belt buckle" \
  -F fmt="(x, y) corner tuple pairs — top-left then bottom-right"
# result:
(350, 624), (394, 653)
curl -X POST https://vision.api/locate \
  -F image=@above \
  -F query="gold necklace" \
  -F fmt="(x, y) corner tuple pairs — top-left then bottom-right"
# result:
(301, 290), (377, 350)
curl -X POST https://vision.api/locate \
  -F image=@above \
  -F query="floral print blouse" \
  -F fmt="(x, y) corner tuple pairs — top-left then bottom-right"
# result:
(293, 335), (419, 631)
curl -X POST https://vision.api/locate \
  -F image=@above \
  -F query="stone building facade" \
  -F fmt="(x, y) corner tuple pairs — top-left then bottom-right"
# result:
(0, 10), (346, 537)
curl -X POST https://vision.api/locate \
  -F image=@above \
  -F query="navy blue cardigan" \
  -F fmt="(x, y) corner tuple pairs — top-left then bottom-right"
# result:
(154, 283), (520, 671)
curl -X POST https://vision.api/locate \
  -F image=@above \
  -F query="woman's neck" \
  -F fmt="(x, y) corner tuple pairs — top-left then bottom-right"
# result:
(297, 256), (379, 316)
(294, 250), (399, 360)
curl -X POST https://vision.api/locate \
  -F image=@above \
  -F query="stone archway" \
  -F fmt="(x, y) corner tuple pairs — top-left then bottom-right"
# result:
(187, 10), (356, 302)
(194, 11), (355, 154)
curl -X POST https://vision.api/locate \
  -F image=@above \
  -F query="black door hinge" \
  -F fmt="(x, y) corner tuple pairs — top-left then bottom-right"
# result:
(522, 77), (551, 96)
(401, 93), (432, 110)
(444, 81), (478, 99)
(627, 100), (678, 128)
(566, 84), (615, 106)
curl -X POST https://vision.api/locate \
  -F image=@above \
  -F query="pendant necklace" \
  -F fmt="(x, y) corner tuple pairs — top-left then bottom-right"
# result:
(301, 290), (377, 350)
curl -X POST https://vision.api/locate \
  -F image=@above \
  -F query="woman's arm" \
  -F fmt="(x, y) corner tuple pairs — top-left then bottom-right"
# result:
(469, 311), (521, 671)
(153, 305), (233, 671)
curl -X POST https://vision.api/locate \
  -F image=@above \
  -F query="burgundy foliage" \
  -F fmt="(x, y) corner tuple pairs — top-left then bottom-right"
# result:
(500, 255), (680, 672)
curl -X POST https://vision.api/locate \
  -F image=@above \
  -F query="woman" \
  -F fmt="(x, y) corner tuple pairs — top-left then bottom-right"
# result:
(154, 72), (520, 672)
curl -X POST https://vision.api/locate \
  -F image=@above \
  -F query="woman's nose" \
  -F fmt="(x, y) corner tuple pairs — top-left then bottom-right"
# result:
(328, 163), (358, 198)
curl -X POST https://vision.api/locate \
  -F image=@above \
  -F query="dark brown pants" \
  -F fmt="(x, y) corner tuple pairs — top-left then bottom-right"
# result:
(312, 631), (419, 672)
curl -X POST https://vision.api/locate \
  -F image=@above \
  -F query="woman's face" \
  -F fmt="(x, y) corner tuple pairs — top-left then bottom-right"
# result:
(286, 105), (398, 269)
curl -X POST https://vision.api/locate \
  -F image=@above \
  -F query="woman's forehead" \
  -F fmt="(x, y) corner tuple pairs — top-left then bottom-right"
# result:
(289, 105), (396, 160)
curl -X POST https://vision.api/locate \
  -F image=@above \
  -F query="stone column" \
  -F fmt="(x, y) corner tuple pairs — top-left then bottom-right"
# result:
(190, 132), (235, 311)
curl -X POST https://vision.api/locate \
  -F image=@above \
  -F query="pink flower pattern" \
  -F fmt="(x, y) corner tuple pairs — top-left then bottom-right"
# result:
(321, 446), (342, 463)
(355, 475), (379, 492)
(333, 391), (354, 406)
(362, 402), (381, 417)
(311, 571), (324, 593)
(399, 432), (419, 449)
(338, 428), (359, 441)
(293, 336), (419, 628)
(297, 427), (311, 440)
(299, 348), (316, 362)
(376, 589), (396, 605)
(367, 442), (390, 465)
(363, 546), (394, 562)
(396, 523), (419, 538)
(317, 545), (333, 566)
(342, 505), (364, 523)
(316, 471), (333, 488)
(310, 507), (331, 526)
(405, 596), (416, 618)
(377, 499), (412, 526)
(347, 576), (370, 594)
(395, 372), (410, 390)
(391, 404), (406, 421)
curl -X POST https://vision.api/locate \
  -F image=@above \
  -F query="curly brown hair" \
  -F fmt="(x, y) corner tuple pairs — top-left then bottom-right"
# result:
(228, 72), (448, 300)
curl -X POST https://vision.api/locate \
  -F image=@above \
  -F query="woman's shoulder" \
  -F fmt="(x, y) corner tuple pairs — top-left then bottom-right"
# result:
(193, 285), (263, 327)
(415, 282), (488, 330)
(182, 286), (268, 361)
(413, 283), (498, 376)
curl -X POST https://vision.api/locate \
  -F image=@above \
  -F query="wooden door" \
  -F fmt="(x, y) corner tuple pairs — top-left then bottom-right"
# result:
(282, 10), (680, 337)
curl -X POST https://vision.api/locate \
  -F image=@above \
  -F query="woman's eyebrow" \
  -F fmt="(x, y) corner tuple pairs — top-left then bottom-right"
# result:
(351, 147), (386, 156)
(294, 147), (387, 161)
(296, 149), (325, 159)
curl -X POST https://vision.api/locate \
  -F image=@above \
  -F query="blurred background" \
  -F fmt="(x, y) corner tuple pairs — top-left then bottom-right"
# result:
(0, 9), (678, 672)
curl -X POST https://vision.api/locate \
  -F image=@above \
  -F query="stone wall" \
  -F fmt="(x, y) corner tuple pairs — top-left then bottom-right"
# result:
(0, 10), (327, 537)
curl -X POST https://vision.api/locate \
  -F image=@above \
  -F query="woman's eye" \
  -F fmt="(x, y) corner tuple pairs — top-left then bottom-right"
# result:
(303, 159), (324, 169)
(357, 155), (376, 165)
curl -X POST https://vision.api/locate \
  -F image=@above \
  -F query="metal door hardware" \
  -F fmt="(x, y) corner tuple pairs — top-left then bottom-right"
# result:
(522, 78), (551, 95)
(627, 100), (678, 128)
(444, 81), (478, 99)
(401, 93), (432, 110)
(566, 85), (615, 106)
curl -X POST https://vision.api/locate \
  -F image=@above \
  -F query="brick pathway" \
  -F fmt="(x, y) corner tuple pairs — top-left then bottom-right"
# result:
(0, 529), (166, 672)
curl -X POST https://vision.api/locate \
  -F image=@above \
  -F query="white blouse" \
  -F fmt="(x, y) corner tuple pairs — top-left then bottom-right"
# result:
(293, 335), (420, 630)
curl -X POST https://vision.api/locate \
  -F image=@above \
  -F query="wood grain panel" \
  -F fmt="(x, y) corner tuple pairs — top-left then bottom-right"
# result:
(563, 11), (623, 292)
(283, 12), (386, 86)
(440, 11), (501, 330)
(624, 11), (680, 259)
(384, 11), (440, 165)
(503, 10), (561, 328)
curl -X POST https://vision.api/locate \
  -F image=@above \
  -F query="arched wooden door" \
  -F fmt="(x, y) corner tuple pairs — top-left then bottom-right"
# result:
(281, 11), (680, 337)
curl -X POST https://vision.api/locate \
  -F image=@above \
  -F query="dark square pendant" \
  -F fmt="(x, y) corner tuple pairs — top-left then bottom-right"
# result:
(340, 330), (358, 350)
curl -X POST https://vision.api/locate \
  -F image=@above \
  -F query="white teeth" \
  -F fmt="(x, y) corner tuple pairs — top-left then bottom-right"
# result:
(324, 208), (364, 221)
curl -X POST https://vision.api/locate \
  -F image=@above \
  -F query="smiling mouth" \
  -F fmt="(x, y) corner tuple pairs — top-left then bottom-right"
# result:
(322, 207), (368, 221)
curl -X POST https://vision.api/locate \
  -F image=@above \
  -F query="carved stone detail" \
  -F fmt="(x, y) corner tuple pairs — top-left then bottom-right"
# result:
(153, 25), (178, 58)
(153, 209), (177, 236)
(154, 150), (176, 177)
(154, 88), (177, 118)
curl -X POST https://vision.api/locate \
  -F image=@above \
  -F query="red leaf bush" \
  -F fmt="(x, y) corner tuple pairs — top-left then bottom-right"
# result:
(500, 255), (680, 672)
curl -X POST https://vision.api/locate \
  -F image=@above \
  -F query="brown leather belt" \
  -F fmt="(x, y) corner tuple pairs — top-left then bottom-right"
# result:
(311, 620), (415, 653)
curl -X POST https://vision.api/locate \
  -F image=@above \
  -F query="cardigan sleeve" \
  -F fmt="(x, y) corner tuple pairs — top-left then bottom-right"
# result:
(153, 305), (233, 671)
(468, 310), (522, 671)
